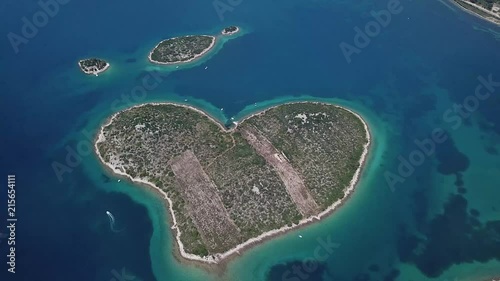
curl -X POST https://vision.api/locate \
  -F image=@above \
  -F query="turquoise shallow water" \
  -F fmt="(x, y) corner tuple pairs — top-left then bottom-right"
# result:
(1, 0), (500, 280)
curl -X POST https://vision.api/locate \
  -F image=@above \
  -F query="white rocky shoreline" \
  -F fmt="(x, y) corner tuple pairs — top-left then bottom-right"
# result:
(451, 0), (500, 25)
(221, 26), (240, 36)
(78, 59), (110, 76)
(94, 101), (372, 264)
(148, 35), (216, 65)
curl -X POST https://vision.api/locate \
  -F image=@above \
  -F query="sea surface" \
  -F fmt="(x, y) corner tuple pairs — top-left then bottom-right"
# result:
(1, 0), (500, 280)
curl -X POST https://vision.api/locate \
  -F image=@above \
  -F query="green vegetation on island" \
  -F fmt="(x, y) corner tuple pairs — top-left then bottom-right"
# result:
(467, 0), (500, 10)
(221, 26), (239, 35)
(453, 0), (500, 24)
(148, 35), (215, 64)
(96, 103), (369, 257)
(78, 58), (109, 75)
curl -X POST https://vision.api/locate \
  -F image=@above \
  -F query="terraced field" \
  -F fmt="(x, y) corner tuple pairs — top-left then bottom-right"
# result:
(96, 102), (369, 256)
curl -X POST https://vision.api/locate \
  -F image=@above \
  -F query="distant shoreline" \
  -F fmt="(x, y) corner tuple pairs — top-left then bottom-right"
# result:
(148, 35), (216, 65)
(450, 0), (500, 25)
(94, 101), (372, 266)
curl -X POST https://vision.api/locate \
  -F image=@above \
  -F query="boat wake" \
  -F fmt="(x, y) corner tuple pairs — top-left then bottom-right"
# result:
(106, 211), (125, 233)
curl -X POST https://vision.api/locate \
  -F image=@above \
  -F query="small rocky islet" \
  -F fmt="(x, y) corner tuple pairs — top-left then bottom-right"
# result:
(78, 58), (109, 76)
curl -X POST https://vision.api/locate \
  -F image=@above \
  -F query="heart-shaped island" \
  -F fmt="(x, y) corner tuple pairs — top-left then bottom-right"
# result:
(95, 102), (370, 263)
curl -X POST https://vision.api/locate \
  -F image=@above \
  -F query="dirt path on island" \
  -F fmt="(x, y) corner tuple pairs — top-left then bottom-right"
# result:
(239, 127), (319, 217)
(171, 150), (242, 253)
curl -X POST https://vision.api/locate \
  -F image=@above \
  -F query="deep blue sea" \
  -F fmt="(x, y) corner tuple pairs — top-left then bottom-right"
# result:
(1, 0), (500, 280)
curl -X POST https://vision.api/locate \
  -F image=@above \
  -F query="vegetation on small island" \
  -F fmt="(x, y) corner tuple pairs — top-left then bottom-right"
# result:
(149, 35), (215, 64)
(78, 58), (109, 75)
(221, 26), (239, 35)
(454, 0), (500, 24)
(96, 103), (369, 257)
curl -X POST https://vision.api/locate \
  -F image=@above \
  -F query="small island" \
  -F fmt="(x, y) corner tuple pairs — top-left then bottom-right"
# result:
(78, 58), (109, 76)
(453, 0), (500, 25)
(221, 26), (240, 35)
(148, 35), (216, 65)
(95, 102), (370, 263)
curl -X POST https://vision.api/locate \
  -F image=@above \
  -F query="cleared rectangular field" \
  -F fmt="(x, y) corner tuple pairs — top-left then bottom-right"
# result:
(171, 150), (242, 253)
(240, 127), (319, 217)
